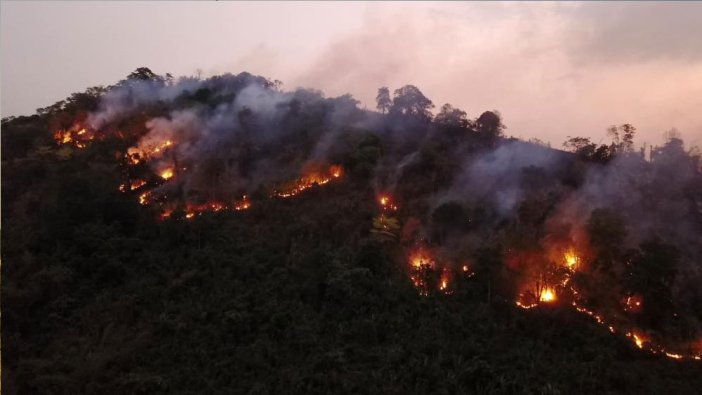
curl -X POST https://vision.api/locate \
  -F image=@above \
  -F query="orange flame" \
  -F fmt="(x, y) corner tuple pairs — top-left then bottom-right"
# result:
(539, 287), (556, 303)
(273, 165), (343, 198)
(160, 168), (174, 180)
(564, 249), (579, 270)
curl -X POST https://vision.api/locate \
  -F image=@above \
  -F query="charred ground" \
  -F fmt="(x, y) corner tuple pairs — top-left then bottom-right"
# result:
(2, 68), (702, 394)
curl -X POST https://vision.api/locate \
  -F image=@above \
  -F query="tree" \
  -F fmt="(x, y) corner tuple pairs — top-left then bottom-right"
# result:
(127, 67), (160, 81)
(587, 208), (627, 274)
(376, 87), (392, 114)
(476, 110), (504, 140)
(434, 103), (468, 129)
(607, 123), (636, 153)
(563, 136), (595, 153)
(390, 85), (434, 120)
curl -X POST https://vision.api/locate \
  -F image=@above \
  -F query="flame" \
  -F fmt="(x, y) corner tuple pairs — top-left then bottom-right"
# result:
(54, 125), (95, 148)
(629, 332), (645, 349)
(130, 179), (147, 190)
(439, 269), (452, 294)
(539, 288), (556, 303)
(564, 249), (579, 270)
(160, 208), (174, 219)
(330, 165), (343, 178)
(180, 196), (251, 219)
(127, 139), (175, 163)
(138, 192), (150, 205)
(409, 248), (434, 269)
(160, 168), (174, 180)
(273, 165), (343, 198)
(234, 196), (251, 211)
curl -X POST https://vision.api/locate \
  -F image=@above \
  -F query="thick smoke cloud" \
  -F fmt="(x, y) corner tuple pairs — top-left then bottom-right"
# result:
(289, 2), (702, 147)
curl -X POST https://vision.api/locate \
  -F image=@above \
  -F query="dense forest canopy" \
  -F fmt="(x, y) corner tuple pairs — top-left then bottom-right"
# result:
(3, 68), (702, 394)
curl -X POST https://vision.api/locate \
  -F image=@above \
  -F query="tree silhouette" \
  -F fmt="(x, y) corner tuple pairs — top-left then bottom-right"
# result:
(390, 85), (434, 120)
(376, 87), (392, 114)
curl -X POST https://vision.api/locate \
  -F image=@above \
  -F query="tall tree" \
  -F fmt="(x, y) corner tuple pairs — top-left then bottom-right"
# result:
(434, 103), (468, 128)
(376, 87), (392, 114)
(390, 85), (434, 120)
(476, 110), (504, 141)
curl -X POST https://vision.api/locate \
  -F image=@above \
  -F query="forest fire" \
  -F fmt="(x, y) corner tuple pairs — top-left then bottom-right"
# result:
(234, 196), (251, 211)
(409, 247), (435, 270)
(138, 192), (150, 205)
(53, 126), (95, 149)
(159, 168), (174, 180)
(127, 139), (174, 163)
(408, 246), (435, 296)
(563, 250), (580, 270)
(539, 288), (556, 303)
(439, 269), (452, 294)
(178, 196), (252, 220)
(129, 179), (146, 190)
(272, 165), (343, 198)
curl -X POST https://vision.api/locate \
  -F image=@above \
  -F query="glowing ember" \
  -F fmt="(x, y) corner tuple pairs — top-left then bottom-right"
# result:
(160, 209), (174, 219)
(330, 165), (343, 178)
(378, 194), (398, 211)
(440, 279), (448, 290)
(516, 300), (538, 309)
(629, 332), (645, 349)
(623, 294), (643, 313)
(539, 288), (556, 303)
(160, 168), (174, 180)
(138, 192), (150, 205)
(234, 196), (252, 211)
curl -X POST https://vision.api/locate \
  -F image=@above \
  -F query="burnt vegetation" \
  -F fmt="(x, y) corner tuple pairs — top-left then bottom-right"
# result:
(3, 68), (702, 394)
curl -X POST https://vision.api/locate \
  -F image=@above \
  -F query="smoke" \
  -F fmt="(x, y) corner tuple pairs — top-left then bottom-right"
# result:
(92, 72), (373, 204)
(87, 77), (203, 129)
(444, 141), (567, 216)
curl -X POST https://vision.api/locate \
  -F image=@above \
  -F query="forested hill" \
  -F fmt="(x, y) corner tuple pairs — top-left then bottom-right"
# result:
(3, 68), (702, 394)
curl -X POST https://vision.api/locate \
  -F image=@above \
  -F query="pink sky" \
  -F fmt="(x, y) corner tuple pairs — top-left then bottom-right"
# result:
(2, 1), (701, 147)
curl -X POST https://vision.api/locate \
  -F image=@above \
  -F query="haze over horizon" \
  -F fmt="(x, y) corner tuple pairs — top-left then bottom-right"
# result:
(2, 1), (701, 147)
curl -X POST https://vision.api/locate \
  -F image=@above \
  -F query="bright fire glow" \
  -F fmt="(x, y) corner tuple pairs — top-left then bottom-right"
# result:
(130, 179), (146, 190)
(630, 332), (645, 349)
(564, 250), (579, 270)
(539, 288), (556, 303)
(160, 168), (174, 180)
(54, 126), (95, 149)
(138, 192), (150, 205)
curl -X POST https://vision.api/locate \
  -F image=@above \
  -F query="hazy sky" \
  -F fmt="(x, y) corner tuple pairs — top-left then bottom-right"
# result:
(2, 1), (701, 146)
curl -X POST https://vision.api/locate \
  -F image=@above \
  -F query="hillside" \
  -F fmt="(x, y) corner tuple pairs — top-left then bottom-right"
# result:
(2, 68), (702, 394)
